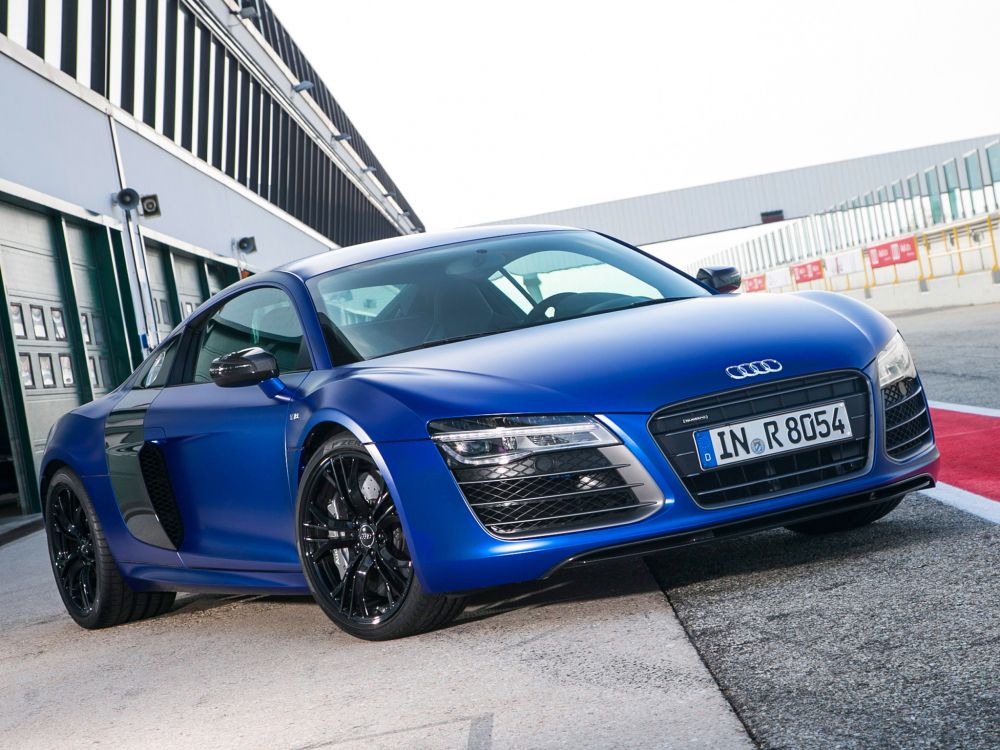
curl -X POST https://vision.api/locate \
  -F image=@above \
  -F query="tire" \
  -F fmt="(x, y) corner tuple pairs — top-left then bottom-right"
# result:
(44, 468), (176, 629)
(784, 495), (904, 535)
(296, 435), (465, 640)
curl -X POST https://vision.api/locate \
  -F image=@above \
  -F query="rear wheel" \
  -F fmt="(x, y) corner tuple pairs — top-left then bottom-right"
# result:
(44, 468), (175, 628)
(784, 495), (904, 535)
(296, 436), (464, 640)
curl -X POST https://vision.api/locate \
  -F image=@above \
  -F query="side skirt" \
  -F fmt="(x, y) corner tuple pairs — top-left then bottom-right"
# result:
(118, 562), (310, 595)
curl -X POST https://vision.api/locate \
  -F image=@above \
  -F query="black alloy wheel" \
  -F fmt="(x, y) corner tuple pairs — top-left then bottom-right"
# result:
(297, 436), (464, 640)
(48, 483), (98, 616)
(44, 468), (176, 629)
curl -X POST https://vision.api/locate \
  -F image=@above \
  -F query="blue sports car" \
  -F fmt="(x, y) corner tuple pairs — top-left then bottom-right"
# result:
(41, 226), (939, 639)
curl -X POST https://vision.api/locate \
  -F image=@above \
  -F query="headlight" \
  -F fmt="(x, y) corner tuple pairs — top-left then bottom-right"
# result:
(876, 331), (917, 388)
(428, 415), (619, 466)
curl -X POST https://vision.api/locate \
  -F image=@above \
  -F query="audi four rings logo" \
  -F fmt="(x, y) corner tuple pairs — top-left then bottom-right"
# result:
(725, 359), (783, 380)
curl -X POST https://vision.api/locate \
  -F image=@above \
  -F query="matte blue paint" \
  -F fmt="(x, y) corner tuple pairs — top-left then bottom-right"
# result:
(40, 226), (939, 597)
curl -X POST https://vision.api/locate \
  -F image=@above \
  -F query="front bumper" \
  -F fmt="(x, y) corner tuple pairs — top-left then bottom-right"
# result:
(375, 366), (940, 594)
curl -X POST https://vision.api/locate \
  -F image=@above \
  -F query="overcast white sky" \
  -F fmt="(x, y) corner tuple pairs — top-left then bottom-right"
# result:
(269, 0), (998, 241)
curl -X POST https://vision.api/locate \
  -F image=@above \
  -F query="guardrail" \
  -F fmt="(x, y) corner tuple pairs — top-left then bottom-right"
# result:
(744, 213), (1000, 295)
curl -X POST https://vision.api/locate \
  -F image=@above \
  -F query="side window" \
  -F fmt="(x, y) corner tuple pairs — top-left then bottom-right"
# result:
(189, 287), (308, 384)
(135, 338), (180, 389)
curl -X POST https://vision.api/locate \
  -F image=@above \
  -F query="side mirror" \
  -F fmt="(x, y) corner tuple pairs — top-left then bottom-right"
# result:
(209, 347), (279, 387)
(697, 266), (742, 293)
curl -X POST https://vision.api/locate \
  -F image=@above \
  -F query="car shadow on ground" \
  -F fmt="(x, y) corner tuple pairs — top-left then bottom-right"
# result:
(160, 496), (958, 629)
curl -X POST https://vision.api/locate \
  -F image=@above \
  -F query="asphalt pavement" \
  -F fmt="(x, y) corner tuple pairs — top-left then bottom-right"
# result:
(1, 303), (997, 749)
(893, 302), (1000, 409)
(646, 497), (1000, 749)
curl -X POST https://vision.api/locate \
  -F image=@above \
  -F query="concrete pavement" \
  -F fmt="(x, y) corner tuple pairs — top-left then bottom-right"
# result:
(0, 532), (750, 750)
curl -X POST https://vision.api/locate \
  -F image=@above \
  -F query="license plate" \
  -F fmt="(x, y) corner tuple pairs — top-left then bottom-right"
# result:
(693, 401), (853, 470)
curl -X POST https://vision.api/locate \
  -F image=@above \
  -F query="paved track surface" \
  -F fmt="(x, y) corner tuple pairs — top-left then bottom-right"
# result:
(893, 302), (1000, 409)
(646, 497), (1000, 749)
(1, 303), (997, 749)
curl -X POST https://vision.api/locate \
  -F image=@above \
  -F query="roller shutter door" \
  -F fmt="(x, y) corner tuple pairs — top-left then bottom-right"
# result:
(0, 202), (85, 500)
(173, 254), (206, 318)
(144, 245), (177, 339)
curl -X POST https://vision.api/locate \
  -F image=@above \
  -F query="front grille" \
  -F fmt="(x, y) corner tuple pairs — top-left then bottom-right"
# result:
(449, 447), (658, 538)
(138, 443), (184, 548)
(882, 377), (932, 459)
(650, 371), (871, 508)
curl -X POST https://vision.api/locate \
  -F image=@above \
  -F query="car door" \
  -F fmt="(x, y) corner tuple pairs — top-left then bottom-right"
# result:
(144, 284), (314, 571)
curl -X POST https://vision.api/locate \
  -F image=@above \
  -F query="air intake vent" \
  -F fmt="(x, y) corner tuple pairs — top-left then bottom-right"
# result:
(650, 371), (871, 508)
(882, 377), (932, 459)
(449, 447), (660, 538)
(138, 443), (184, 548)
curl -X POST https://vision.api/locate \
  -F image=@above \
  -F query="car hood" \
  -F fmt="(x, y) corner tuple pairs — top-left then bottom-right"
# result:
(325, 292), (894, 439)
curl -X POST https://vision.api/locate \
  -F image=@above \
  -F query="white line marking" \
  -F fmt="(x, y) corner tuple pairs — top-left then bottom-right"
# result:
(920, 482), (1000, 524)
(927, 400), (1000, 418)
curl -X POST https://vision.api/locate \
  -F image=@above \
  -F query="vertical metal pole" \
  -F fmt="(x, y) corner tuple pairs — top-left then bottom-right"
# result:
(952, 227), (964, 276)
(987, 215), (999, 272)
(106, 114), (158, 354)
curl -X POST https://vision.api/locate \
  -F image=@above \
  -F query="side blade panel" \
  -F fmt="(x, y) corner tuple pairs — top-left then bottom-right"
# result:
(105, 389), (176, 550)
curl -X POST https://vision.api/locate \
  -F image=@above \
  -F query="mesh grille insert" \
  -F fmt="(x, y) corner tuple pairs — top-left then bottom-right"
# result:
(447, 448), (647, 538)
(882, 377), (932, 459)
(138, 443), (184, 548)
(650, 371), (872, 508)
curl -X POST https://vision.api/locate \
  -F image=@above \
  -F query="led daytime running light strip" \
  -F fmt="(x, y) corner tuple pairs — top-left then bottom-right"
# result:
(431, 422), (614, 443)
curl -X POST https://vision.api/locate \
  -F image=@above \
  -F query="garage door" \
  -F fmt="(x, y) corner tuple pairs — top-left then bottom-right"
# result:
(144, 245), (177, 340)
(174, 254), (206, 319)
(0, 203), (85, 497)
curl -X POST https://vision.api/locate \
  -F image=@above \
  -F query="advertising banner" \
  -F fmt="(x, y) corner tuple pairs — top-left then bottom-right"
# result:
(744, 274), (766, 293)
(765, 266), (792, 290)
(828, 250), (864, 276)
(792, 259), (824, 283)
(868, 236), (917, 268)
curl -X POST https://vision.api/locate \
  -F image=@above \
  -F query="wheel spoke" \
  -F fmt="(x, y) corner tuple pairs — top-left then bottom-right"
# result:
(371, 492), (393, 524)
(56, 549), (80, 572)
(332, 550), (366, 612)
(309, 537), (356, 562)
(352, 553), (375, 618)
(372, 550), (407, 598)
(77, 567), (93, 611)
(55, 493), (79, 540)
(374, 505), (399, 530)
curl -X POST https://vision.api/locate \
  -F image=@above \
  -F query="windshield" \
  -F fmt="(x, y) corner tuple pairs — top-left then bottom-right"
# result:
(307, 230), (710, 363)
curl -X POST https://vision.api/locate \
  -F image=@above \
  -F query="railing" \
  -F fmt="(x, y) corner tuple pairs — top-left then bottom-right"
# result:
(744, 213), (1000, 294)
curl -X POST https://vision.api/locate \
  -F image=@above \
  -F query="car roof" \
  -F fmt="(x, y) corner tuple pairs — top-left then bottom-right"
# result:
(277, 224), (581, 280)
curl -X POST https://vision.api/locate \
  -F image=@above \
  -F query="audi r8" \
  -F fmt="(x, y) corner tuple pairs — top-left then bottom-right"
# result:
(41, 226), (939, 639)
